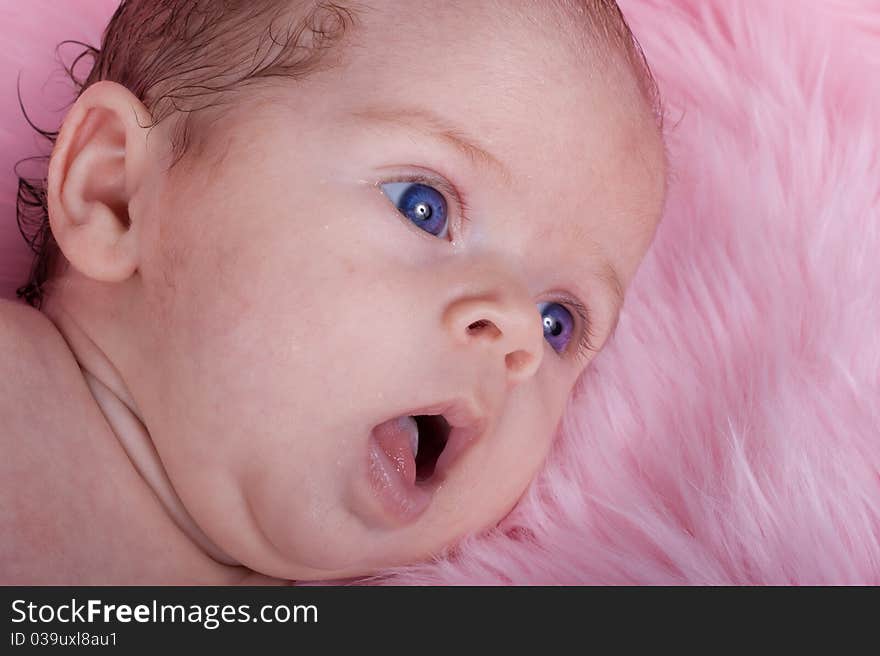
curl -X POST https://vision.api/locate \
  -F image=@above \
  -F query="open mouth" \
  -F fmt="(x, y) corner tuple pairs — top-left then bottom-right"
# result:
(413, 414), (451, 483)
(367, 399), (485, 525)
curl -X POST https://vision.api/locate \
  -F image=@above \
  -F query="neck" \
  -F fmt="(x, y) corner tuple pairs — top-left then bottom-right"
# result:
(42, 292), (239, 568)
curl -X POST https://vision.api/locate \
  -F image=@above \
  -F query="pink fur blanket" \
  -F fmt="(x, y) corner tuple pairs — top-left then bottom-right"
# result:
(2, 1), (878, 585)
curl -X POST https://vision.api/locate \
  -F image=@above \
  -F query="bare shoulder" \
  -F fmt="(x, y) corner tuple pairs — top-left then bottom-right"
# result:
(0, 299), (276, 583)
(0, 299), (136, 583)
(0, 298), (74, 369)
(0, 297), (87, 457)
(0, 300), (82, 415)
(0, 297), (52, 329)
(0, 299), (86, 581)
(0, 299), (86, 458)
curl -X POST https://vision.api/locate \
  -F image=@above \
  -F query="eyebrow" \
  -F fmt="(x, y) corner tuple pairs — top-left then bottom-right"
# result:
(350, 103), (626, 340)
(597, 260), (624, 339)
(348, 105), (513, 185)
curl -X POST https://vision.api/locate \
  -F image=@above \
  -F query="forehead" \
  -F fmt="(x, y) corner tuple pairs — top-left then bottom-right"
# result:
(331, 0), (667, 244)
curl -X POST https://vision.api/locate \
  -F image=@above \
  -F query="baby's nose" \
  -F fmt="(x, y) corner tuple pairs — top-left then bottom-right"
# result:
(442, 288), (544, 386)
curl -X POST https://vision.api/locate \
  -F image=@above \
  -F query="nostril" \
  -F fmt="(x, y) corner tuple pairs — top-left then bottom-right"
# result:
(467, 319), (498, 335)
(505, 350), (533, 373)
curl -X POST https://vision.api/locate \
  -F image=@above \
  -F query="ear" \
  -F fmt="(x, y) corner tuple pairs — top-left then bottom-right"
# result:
(47, 80), (154, 283)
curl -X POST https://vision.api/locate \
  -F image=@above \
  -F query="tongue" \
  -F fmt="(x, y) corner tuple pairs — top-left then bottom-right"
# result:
(372, 416), (419, 486)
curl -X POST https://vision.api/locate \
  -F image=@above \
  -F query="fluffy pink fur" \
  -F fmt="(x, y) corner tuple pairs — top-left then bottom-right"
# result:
(1, 1), (878, 585)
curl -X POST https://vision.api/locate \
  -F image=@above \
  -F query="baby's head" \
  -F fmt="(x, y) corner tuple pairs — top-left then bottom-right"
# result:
(19, 0), (666, 579)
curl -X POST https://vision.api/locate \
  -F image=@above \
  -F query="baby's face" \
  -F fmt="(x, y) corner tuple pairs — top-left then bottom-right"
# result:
(130, 1), (666, 579)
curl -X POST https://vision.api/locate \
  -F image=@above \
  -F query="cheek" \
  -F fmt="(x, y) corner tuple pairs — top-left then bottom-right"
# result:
(493, 395), (560, 494)
(420, 379), (567, 546)
(144, 190), (407, 462)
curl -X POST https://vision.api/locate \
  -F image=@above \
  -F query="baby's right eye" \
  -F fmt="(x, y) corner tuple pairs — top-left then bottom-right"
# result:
(380, 181), (449, 238)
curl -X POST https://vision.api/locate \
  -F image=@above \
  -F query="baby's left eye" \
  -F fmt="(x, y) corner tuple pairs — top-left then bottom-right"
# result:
(538, 302), (575, 354)
(380, 181), (449, 238)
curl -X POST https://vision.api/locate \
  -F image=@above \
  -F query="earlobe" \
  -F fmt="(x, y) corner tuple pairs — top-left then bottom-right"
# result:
(47, 80), (154, 283)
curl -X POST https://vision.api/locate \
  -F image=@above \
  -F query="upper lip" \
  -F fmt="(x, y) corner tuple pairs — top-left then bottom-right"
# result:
(406, 397), (486, 430)
(397, 397), (489, 482)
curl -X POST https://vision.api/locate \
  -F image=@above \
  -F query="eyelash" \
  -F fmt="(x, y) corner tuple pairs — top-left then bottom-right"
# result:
(378, 171), (598, 363)
(557, 296), (598, 364)
(383, 171), (472, 237)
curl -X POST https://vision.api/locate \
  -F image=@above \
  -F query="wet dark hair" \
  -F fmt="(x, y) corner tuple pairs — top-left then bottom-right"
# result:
(14, 0), (660, 309)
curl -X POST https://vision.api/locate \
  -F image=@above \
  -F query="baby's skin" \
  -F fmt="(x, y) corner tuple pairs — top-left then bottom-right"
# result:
(1, 0), (666, 583)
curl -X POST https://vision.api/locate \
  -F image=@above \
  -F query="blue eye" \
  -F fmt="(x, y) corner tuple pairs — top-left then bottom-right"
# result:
(380, 181), (449, 238)
(538, 302), (575, 354)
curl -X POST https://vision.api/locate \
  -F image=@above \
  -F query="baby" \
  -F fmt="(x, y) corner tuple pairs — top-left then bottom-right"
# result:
(2, 0), (667, 584)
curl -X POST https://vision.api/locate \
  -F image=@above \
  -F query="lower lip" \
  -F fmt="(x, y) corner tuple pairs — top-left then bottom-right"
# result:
(367, 434), (433, 525)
